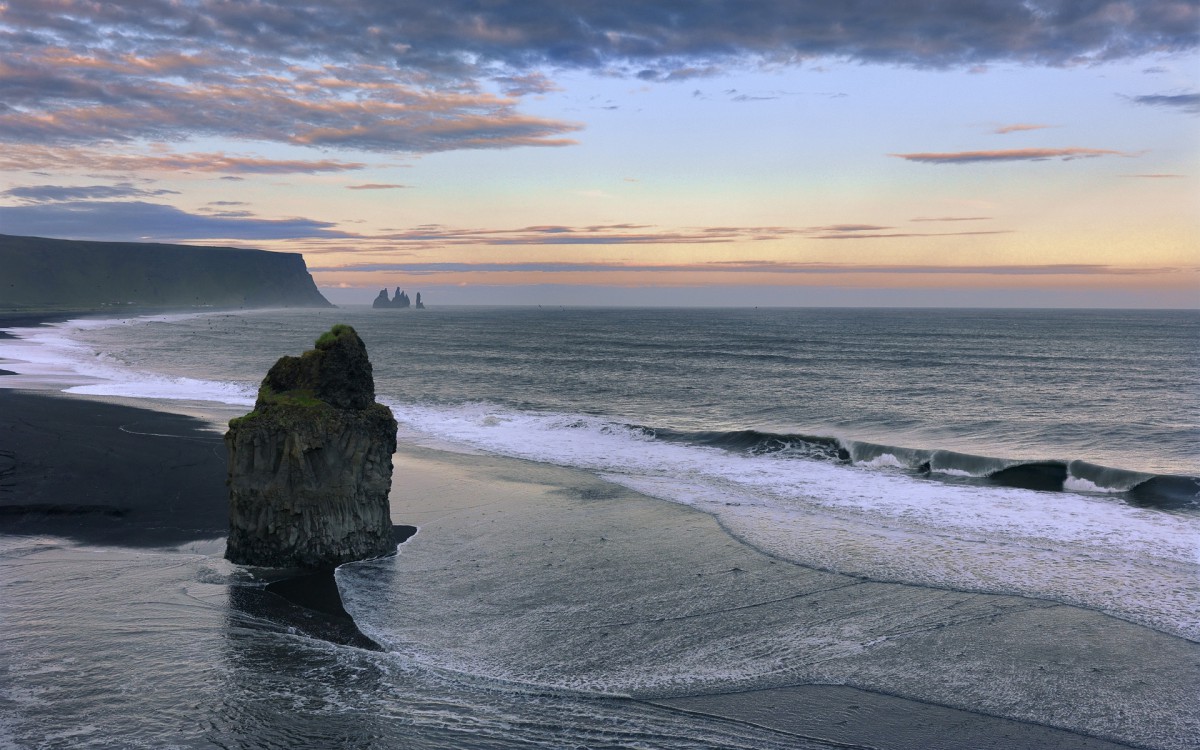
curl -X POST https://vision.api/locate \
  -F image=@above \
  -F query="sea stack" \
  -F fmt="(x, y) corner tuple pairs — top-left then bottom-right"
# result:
(225, 324), (397, 568)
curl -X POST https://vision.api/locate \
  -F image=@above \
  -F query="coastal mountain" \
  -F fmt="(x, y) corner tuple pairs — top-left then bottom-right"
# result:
(0, 233), (332, 310)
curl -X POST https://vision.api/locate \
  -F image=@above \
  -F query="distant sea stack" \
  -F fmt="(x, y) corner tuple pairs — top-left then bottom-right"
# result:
(372, 288), (426, 309)
(0, 233), (332, 310)
(224, 325), (397, 568)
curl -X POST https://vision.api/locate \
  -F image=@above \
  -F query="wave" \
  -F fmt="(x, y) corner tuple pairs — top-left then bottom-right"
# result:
(648, 429), (1197, 512)
(0, 313), (258, 406)
(3, 314), (1193, 512)
(386, 400), (1200, 641)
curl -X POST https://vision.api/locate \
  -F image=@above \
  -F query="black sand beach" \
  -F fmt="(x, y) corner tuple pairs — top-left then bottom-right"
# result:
(1, 316), (1196, 748)
(0, 386), (414, 648)
(0, 389), (229, 547)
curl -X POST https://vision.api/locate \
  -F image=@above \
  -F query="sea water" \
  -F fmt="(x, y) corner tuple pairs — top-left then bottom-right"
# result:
(1, 306), (1198, 748)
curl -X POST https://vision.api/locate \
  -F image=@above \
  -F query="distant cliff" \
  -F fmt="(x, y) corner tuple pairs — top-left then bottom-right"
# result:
(0, 234), (332, 310)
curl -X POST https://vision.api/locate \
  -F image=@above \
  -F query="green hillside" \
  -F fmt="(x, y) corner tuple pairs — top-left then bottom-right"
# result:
(0, 234), (332, 311)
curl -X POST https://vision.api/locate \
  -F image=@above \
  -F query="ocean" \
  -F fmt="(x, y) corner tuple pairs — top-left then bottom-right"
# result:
(1, 306), (1198, 749)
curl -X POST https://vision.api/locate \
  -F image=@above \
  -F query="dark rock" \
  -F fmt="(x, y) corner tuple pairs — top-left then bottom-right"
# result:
(0, 233), (332, 309)
(372, 289), (391, 308)
(259, 324), (375, 410)
(415, 292), (425, 309)
(396, 289), (411, 308)
(225, 325), (398, 569)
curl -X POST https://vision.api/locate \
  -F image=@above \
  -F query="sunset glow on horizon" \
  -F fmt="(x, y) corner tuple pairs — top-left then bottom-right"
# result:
(1, 1), (1196, 306)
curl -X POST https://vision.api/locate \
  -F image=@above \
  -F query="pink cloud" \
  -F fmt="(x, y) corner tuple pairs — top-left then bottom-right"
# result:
(892, 147), (1131, 164)
(993, 123), (1053, 134)
(0, 146), (368, 174)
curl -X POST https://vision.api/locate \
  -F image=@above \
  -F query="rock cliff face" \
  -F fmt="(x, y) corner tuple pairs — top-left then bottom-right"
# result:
(225, 325), (397, 568)
(0, 233), (332, 310)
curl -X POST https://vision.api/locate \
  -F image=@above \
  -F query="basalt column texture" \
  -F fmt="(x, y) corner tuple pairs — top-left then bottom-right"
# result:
(225, 324), (398, 568)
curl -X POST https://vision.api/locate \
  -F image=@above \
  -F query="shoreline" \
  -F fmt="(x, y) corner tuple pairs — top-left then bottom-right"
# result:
(0, 385), (418, 649)
(378, 443), (1197, 749)
(0, 389), (230, 547)
(2, 313), (1197, 747)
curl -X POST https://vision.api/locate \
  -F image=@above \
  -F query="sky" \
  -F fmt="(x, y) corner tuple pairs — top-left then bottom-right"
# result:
(0, 1), (1197, 307)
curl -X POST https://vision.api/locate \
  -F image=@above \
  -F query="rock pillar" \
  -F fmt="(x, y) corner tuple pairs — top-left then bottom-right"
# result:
(225, 324), (397, 568)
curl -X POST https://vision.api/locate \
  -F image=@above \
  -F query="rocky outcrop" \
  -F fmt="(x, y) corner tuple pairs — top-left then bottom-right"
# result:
(371, 287), (423, 309)
(225, 325), (397, 568)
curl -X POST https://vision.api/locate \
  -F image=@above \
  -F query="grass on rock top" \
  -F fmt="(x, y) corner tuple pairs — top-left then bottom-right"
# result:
(227, 324), (371, 429)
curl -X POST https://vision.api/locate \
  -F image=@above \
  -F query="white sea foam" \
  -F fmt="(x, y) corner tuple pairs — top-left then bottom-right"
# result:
(1064, 475), (1124, 494)
(0, 313), (256, 405)
(931, 467), (977, 477)
(855, 452), (905, 469)
(388, 400), (1200, 641)
(6, 316), (1198, 640)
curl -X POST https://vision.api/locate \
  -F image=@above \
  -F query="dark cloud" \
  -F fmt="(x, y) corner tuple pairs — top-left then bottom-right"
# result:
(2, 183), (179, 202)
(0, 200), (352, 242)
(892, 147), (1130, 164)
(637, 66), (725, 82)
(0, 1), (1194, 156)
(1129, 92), (1200, 113)
(4, 1), (1191, 72)
(493, 72), (561, 96)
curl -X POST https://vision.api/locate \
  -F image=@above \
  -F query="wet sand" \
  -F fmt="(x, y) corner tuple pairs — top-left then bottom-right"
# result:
(0, 389), (230, 546)
(374, 443), (1199, 749)
(1, 378), (1195, 747)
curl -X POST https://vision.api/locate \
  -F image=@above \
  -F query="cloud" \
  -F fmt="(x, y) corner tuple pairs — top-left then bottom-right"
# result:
(892, 147), (1131, 164)
(2, 182), (179, 202)
(292, 221), (1009, 250)
(493, 72), (561, 96)
(0, 145), (369, 174)
(637, 66), (725, 82)
(0, 200), (352, 242)
(812, 230), (1010, 240)
(345, 183), (410, 190)
(0, 1), (1194, 158)
(0, 39), (581, 155)
(1125, 173), (1185, 178)
(910, 216), (992, 222)
(993, 123), (1052, 134)
(310, 260), (1177, 277)
(1128, 93), (1200, 113)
